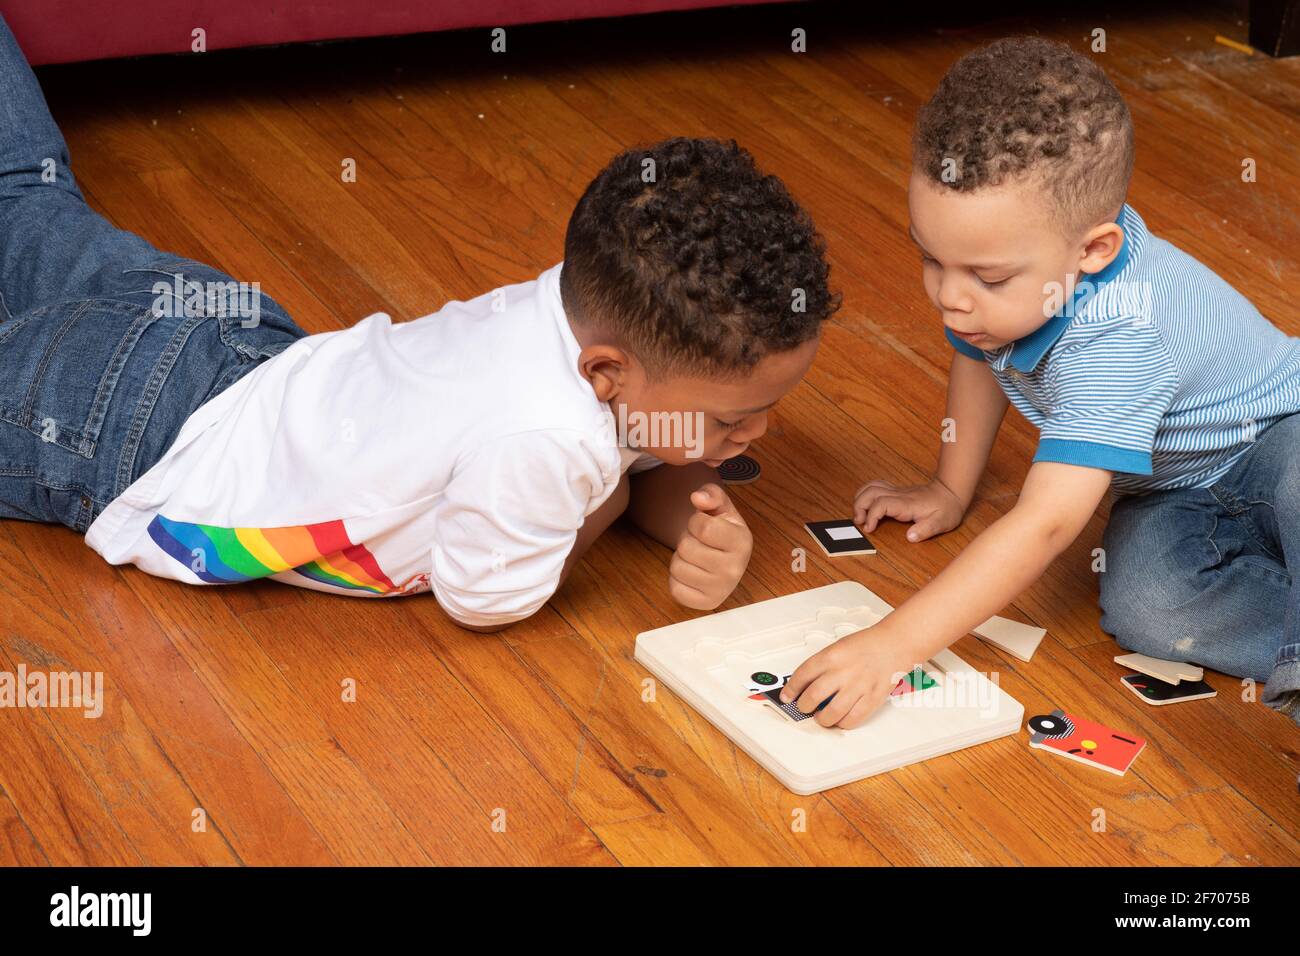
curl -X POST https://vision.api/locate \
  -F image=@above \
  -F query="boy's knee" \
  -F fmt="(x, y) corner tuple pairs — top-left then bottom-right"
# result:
(1099, 568), (1197, 660)
(1257, 414), (1300, 493)
(1098, 552), (1154, 623)
(1100, 593), (1178, 658)
(0, 159), (79, 203)
(1276, 433), (1300, 501)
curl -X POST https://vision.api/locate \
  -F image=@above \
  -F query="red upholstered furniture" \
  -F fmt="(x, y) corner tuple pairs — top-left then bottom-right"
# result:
(3, 1), (789, 65)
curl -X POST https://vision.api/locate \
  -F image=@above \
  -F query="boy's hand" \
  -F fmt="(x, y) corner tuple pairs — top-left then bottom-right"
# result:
(668, 483), (752, 610)
(853, 478), (965, 542)
(780, 628), (913, 729)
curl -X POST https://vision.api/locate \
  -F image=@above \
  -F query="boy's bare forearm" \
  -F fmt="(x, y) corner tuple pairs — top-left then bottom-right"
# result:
(882, 505), (1067, 662)
(627, 461), (720, 549)
(881, 462), (1111, 663)
(935, 354), (1009, 508)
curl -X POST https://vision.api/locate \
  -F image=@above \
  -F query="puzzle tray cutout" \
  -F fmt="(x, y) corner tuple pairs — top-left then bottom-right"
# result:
(635, 581), (1024, 794)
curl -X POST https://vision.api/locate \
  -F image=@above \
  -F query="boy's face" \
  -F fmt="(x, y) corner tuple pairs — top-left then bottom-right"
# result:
(907, 170), (1117, 351)
(578, 336), (820, 466)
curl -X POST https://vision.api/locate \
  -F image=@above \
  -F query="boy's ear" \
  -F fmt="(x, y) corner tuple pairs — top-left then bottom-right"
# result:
(1079, 221), (1125, 276)
(578, 344), (633, 402)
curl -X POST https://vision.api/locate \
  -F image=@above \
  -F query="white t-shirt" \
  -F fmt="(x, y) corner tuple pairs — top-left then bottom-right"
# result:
(85, 263), (661, 627)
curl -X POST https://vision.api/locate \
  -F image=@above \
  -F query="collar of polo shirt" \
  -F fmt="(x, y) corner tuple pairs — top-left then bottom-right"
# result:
(1004, 203), (1136, 373)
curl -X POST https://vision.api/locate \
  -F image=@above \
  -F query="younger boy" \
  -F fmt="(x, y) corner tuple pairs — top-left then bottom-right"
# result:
(782, 37), (1300, 726)
(0, 17), (837, 630)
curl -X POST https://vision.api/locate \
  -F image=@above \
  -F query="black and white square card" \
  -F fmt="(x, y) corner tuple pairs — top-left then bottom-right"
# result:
(804, 519), (876, 557)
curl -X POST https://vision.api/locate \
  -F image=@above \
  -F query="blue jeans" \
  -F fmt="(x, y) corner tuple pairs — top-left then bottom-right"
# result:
(1100, 413), (1300, 726)
(0, 16), (305, 532)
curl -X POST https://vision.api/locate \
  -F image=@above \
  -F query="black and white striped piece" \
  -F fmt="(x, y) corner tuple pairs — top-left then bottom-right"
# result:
(761, 687), (833, 722)
(717, 454), (761, 484)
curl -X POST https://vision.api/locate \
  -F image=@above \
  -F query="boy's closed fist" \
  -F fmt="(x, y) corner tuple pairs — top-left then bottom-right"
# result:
(853, 478), (965, 542)
(668, 484), (752, 610)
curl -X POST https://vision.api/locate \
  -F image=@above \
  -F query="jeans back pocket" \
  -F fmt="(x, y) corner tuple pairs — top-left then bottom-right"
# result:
(122, 257), (306, 360)
(0, 298), (160, 459)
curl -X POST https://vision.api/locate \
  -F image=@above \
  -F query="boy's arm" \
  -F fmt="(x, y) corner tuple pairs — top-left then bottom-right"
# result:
(627, 461), (753, 610)
(455, 471), (631, 633)
(936, 352), (1010, 508)
(787, 460), (1110, 725)
(855, 353), (1009, 540)
(456, 460), (744, 632)
(558, 469), (631, 587)
(625, 461), (720, 547)
(878, 460), (1111, 664)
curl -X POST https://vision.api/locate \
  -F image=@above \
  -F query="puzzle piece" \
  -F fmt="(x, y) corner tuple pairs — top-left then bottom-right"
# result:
(804, 519), (876, 557)
(971, 615), (1045, 662)
(1113, 652), (1203, 685)
(1121, 674), (1217, 706)
(761, 687), (834, 721)
(746, 670), (791, 699)
(889, 667), (939, 696)
(718, 454), (761, 484)
(1026, 709), (1145, 776)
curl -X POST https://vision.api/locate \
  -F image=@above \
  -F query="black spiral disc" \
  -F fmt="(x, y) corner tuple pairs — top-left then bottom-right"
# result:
(717, 454), (761, 484)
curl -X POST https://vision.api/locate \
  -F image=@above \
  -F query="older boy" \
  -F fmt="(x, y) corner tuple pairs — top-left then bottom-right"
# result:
(0, 17), (838, 630)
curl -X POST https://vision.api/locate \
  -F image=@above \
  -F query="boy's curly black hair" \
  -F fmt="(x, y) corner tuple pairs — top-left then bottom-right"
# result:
(561, 137), (838, 378)
(914, 36), (1134, 234)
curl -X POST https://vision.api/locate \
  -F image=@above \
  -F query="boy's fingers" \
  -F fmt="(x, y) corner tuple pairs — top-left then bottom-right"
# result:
(689, 485), (719, 512)
(688, 510), (749, 552)
(684, 514), (734, 554)
(906, 516), (941, 542)
(677, 533), (745, 587)
(667, 574), (713, 609)
(852, 495), (871, 525)
(852, 482), (891, 515)
(864, 495), (911, 532)
(706, 514), (750, 552)
(668, 552), (714, 591)
(796, 675), (838, 718)
(837, 692), (886, 730)
(676, 532), (721, 568)
(907, 511), (957, 541)
(780, 659), (820, 703)
(853, 479), (896, 500)
(815, 687), (860, 728)
(691, 483), (742, 522)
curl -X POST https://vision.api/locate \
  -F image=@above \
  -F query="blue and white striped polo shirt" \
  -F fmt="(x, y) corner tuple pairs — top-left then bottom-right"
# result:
(946, 204), (1300, 495)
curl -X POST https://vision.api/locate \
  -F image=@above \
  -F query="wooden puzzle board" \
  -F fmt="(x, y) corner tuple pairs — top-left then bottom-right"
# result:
(635, 581), (1024, 794)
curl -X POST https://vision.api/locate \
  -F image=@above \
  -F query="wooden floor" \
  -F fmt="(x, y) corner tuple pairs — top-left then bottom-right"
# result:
(2, 1), (1297, 866)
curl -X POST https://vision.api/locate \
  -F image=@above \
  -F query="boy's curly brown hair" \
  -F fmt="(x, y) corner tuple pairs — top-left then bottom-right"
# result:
(914, 36), (1134, 234)
(561, 137), (838, 379)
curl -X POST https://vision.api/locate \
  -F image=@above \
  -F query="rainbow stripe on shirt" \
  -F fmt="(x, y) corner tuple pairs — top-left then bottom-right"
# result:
(147, 515), (397, 594)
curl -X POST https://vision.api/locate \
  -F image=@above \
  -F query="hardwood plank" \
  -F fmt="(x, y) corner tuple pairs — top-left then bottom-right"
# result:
(233, 597), (614, 865)
(11, 525), (340, 865)
(0, 785), (47, 867)
(117, 574), (433, 864)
